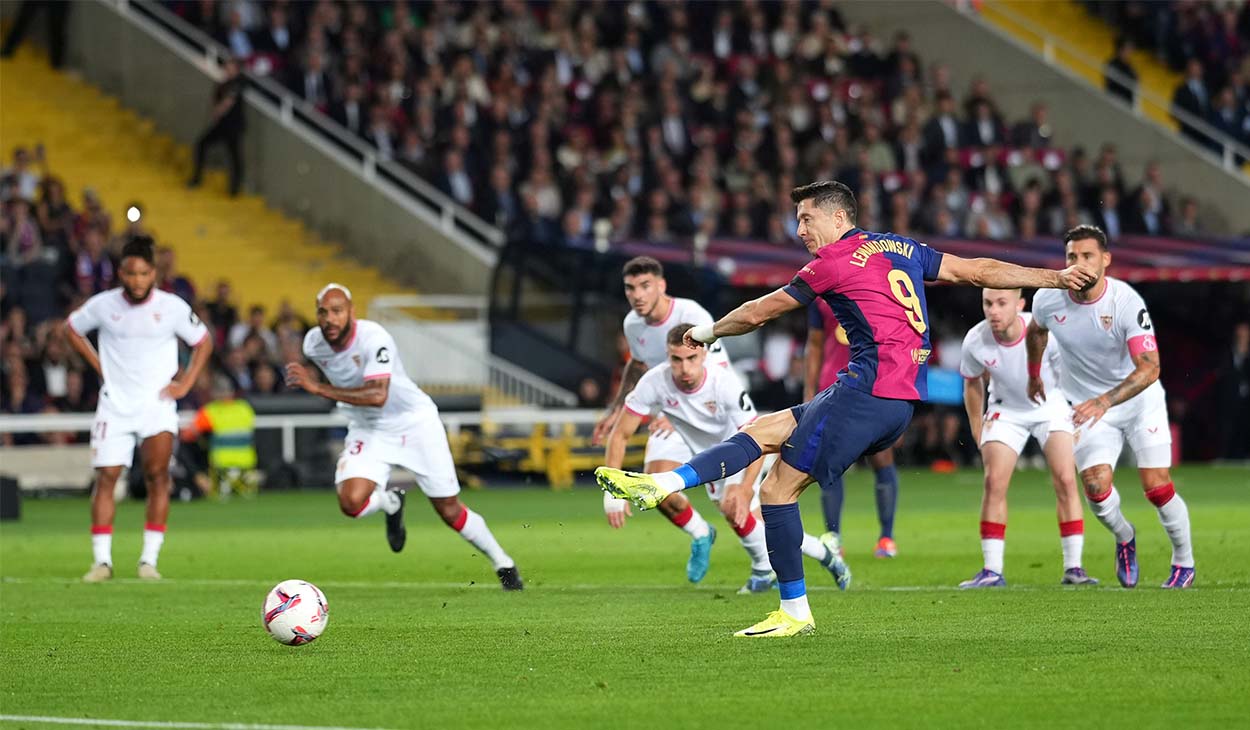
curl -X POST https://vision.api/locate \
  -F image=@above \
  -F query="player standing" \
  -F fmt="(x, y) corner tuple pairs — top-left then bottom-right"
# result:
(958, 288), (1098, 587)
(599, 181), (1094, 636)
(1028, 226), (1195, 588)
(605, 323), (850, 592)
(66, 236), (213, 582)
(593, 256), (734, 583)
(805, 299), (902, 559)
(285, 284), (522, 590)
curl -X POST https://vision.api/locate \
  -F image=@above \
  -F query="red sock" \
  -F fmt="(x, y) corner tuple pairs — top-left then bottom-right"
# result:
(733, 513), (757, 538)
(980, 521), (1006, 540)
(1145, 482), (1176, 507)
(668, 505), (694, 528)
(1059, 519), (1083, 537)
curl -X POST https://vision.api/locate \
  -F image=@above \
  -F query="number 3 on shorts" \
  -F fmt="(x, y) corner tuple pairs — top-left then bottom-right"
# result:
(887, 269), (927, 334)
(349, 440), (363, 455)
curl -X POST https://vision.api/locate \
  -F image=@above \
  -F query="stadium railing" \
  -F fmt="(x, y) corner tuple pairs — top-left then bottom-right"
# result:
(109, 0), (502, 260)
(955, 0), (1250, 176)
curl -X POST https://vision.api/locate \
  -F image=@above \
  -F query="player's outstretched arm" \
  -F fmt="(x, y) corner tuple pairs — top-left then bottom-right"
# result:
(687, 289), (803, 345)
(1072, 348), (1161, 427)
(284, 362), (390, 407)
(963, 375), (986, 445)
(1025, 319), (1049, 404)
(803, 328), (825, 402)
(937, 255), (1096, 291)
(160, 335), (214, 401)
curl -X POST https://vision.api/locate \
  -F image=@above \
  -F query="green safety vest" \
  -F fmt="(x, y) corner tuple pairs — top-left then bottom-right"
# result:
(204, 399), (257, 470)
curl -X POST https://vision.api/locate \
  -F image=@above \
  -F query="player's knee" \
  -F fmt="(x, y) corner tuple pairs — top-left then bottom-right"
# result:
(1081, 467), (1113, 499)
(142, 465), (169, 490)
(983, 474), (1009, 497)
(338, 492), (366, 517)
(431, 498), (463, 527)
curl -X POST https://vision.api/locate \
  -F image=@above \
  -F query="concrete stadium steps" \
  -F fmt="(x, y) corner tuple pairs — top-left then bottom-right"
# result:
(0, 47), (403, 319)
(981, 0), (1182, 131)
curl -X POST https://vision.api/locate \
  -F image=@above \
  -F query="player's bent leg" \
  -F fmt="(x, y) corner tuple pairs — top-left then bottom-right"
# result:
(1081, 464), (1138, 587)
(867, 448), (899, 556)
(84, 466), (124, 582)
(728, 506), (775, 594)
(431, 496), (523, 590)
(739, 409), (798, 455)
(656, 488), (715, 584)
(1041, 433), (1097, 585)
(1138, 466), (1195, 588)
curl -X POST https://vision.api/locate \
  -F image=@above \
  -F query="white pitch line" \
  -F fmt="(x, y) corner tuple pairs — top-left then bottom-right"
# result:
(0, 715), (391, 730)
(2, 576), (1243, 592)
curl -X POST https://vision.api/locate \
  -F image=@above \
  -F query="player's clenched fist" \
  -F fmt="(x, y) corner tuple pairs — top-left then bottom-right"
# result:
(284, 362), (319, 395)
(1057, 265), (1097, 292)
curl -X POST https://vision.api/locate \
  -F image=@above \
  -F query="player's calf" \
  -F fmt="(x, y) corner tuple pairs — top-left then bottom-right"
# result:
(433, 497), (523, 590)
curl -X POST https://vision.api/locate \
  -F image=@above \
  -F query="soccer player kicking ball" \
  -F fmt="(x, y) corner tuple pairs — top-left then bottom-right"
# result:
(66, 236), (214, 582)
(604, 323), (851, 593)
(592, 256), (738, 583)
(1027, 226), (1195, 589)
(598, 181), (1094, 637)
(805, 299), (902, 560)
(958, 288), (1099, 588)
(285, 284), (523, 590)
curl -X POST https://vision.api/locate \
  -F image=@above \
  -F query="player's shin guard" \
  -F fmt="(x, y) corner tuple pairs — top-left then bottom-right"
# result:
(674, 433), (762, 490)
(734, 514), (771, 572)
(762, 503), (810, 620)
(1087, 486), (1135, 543)
(1145, 483), (1194, 568)
(1059, 520), (1084, 570)
(451, 508), (515, 570)
(874, 465), (899, 538)
(139, 523), (165, 567)
(819, 473), (845, 535)
(91, 525), (113, 566)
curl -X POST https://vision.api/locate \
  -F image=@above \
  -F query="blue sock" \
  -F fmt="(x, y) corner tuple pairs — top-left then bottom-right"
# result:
(675, 432), (762, 489)
(761, 503), (805, 591)
(820, 472), (845, 534)
(874, 465), (899, 539)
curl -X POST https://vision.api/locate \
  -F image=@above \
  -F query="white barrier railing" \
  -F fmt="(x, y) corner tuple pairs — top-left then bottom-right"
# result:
(0, 409), (603, 464)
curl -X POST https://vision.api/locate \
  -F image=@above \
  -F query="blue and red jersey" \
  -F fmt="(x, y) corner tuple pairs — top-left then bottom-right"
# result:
(808, 299), (850, 392)
(785, 228), (944, 401)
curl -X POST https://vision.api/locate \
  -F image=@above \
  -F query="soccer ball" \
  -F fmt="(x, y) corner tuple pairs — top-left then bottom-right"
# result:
(262, 579), (328, 646)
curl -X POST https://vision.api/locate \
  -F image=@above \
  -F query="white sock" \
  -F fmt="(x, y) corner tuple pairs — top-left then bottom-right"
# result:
(91, 530), (112, 566)
(781, 595), (812, 621)
(350, 488), (400, 519)
(675, 507), (711, 539)
(1155, 493), (1194, 568)
(799, 533), (829, 562)
(737, 516), (771, 572)
(981, 538), (1005, 574)
(653, 471), (685, 494)
(1088, 486), (1135, 543)
(456, 508), (514, 570)
(1060, 535), (1083, 570)
(139, 528), (165, 567)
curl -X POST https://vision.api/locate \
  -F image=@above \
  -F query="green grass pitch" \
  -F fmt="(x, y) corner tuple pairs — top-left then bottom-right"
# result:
(2, 465), (1249, 729)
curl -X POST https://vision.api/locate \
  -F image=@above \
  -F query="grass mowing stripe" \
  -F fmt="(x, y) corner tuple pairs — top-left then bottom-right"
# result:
(0, 716), (391, 730)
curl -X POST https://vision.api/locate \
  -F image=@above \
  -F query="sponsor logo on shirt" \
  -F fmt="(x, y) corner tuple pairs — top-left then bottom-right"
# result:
(984, 359), (997, 368)
(665, 398), (679, 407)
(1052, 315), (1067, 324)
(911, 348), (932, 365)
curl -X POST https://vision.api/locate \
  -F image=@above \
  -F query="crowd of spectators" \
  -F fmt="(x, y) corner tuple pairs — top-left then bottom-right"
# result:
(169, 0), (1213, 252)
(1, 144), (312, 444)
(1093, 1), (1250, 152)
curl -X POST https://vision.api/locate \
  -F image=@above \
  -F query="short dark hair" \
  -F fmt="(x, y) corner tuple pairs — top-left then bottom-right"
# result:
(1063, 224), (1109, 251)
(121, 235), (156, 264)
(667, 323), (695, 347)
(790, 180), (857, 222)
(623, 256), (664, 279)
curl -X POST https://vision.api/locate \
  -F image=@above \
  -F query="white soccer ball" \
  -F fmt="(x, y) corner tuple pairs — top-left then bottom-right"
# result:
(262, 579), (329, 646)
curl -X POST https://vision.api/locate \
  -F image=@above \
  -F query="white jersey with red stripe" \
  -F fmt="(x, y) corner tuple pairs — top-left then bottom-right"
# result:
(303, 319), (436, 433)
(1031, 277), (1163, 404)
(67, 288), (208, 416)
(624, 362), (756, 454)
(623, 297), (732, 370)
(959, 313), (1066, 414)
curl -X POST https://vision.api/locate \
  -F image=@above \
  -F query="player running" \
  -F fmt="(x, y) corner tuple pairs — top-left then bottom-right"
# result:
(593, 256), (735, 583)
(805, 299), (901, 560)
(598, 180), (1094, 637)
(958, 288), (1098, 588)
(285, 284), (523, 590)
(1028, 226), (1195, 589)
(66, 236), (214, 582)
(605, 323), (850, 593)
